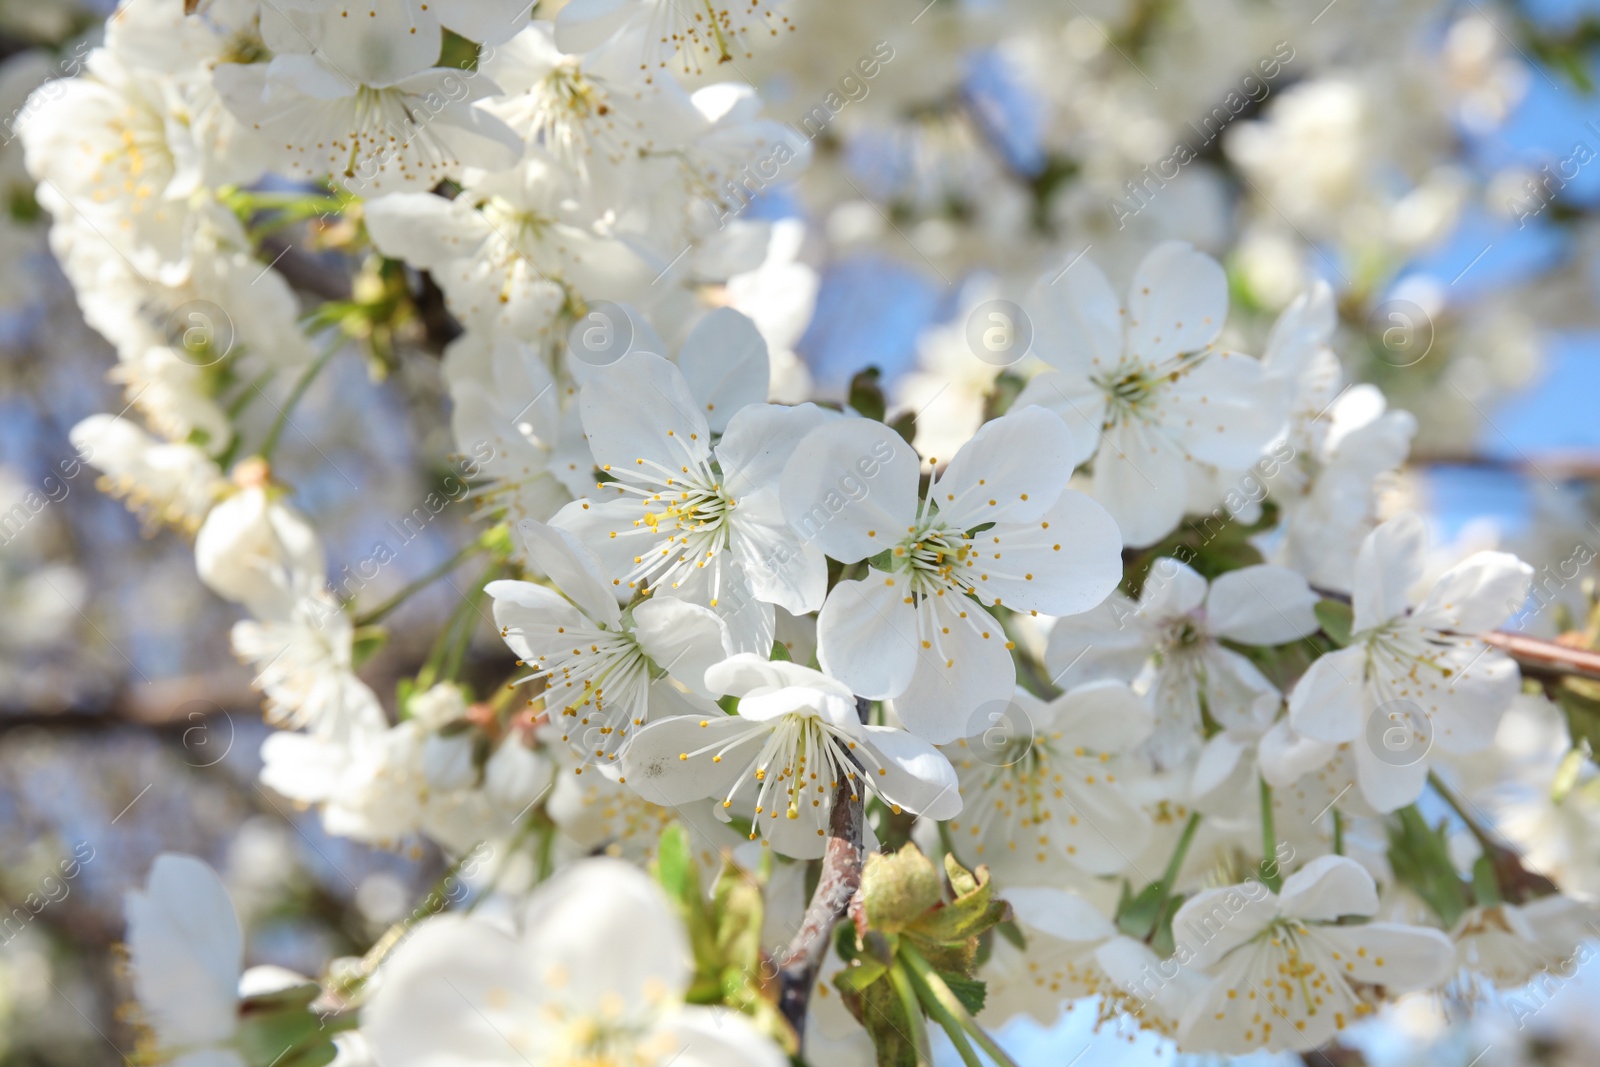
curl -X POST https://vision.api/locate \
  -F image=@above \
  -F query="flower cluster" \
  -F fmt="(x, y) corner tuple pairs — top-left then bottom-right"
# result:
(23, 1), (1599, 1065)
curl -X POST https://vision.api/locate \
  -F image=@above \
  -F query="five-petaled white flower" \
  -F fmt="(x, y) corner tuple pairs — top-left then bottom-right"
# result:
(1173, 855), (1454, 1053)
(553, 350), (832, 655)
(1288, 512), (1532, 812)
(1047, 559), (1320, 768)
(1015, 241), (1286, 548)
(945, 682), (1154, 878)
(489, 519), (731, 768)
(364, 857), (788, 1067)
(781, 406), (1122, 743)
(622, 656), (961, 858)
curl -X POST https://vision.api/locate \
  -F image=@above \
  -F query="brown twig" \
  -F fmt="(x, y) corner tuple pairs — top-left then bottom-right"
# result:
(776, 697), (872, 1042)
(1313, 585), (1600, 682)
(777, 783), (864, 1040)
(1480, 630), (1600, 683)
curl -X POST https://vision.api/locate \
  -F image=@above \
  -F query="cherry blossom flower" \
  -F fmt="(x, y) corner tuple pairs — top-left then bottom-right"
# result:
(489, 519), (732, 768)
(1046, 559), (1319, 767)
(1173, 855), (1454, 1053)
(944, 682), (1153, 878)
(552, 351), (833, 655)
(622, 656), (960, 858)
(1288, 513), (1532, 811)
(364, 858), (788, 1067)
(780, 406), (1122, 743)
(1015, 242), (1286, 547)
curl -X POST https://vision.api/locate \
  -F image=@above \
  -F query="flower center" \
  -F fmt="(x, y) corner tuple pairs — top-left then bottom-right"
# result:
(507, 626), (650, 762)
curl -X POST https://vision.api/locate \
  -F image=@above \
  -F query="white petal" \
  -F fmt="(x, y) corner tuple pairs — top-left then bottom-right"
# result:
(125, 855), (241, 1049)
(521, 858), (691, 1007)
(1287, 646), (1367, 743)
(1047, 680), (1154, 753)
(779, 419), (921, 563)
(1277, 855), (1378, 921)
(1205, 565), (1319, 645)
(1138, 557), (1208, 618)
(514, 520), (622, 628)
(890, 593), (1014, 744)
(362, 915), (537, 1067)
(1432, 648), (1520, 753)
(1411, 551), (1533, 633)
(486, 579), (591, 661)
(1191, 732), (1249, 800)
(1091, 419), (1188, 548)
(1198, 646), (1282, 735)
(705, 652), (845, 701)
(1028, 252), (1124, 376)
(675, 308), (769, 433)
(931, 406), (1073, 529)
(632, 598), (733, 699)
(579, 352), (711, 476)
(1352, 513), (1427, 634)
(1263, 280), (1336, 379)
(1162, 353), (1284, 469)
(1257, 719), (1339, 789)
(1353, 733), (1429, 813)
(553, 0), (634, 53)
(1125, 241), (1228, 365)
(966, 489), (1122, 617)
(548, 496), (652, 603)
(1006, 887), (1118, 943)
(730, 499), (829, 616)
(1009, 371), (1109, 467)
(816, 576), (919, 700)
(717, 402), (835, 499)
(1318, 923), (1454, 990)
(621, 713), (757, 806)
(1170, 883), (1278, 971)
(1042, 593), (1149, 686)
(653, 1006), (788, 1067)
(363, 192), (482, 270)
(859, 724), (962, 819)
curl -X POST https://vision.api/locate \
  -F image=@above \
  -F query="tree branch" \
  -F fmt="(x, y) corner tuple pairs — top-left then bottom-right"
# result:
(776, 698), (871, 1042)
(1479, 630), (1600, 683)
(1313, 585), (1600, 682)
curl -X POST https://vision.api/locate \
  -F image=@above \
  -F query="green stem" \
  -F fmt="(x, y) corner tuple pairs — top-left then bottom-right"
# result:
(1157, 812), (1202, 898)
(1331, 807), (1345, 856)
(257, 342), (340, 462)
(887, 961), (934, 1066)
(900, 945), (1021, 1067)
(353, 538), (488, 626)
(901, 959), (983, 1067)
(1259, 776), (1282, 892)
(439, 572), (494, 684)
(227, 368), (277, 417)
(1428, 770), (1498, 853)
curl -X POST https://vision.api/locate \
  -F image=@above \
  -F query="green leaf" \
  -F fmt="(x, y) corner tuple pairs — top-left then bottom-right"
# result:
(1386, 806), (1470, 927)
(836, 970), (919, 1067)
(936, 971), (988, 1016)
(1116, 880), (1170, 940)
(887, 410), (917, 446)
(911, 861), (1007, 945)
(944, 852), (979, 898)
(653, 823), (697, 904)
(712, 863), (765, 974)
(235, 983), (336, 1067)
(834, 954), (889, 994)
(1471, 855), (1502, 907)
(1314, 599), (1354, 647)
(847, 367), (888, 423)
